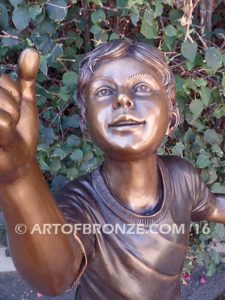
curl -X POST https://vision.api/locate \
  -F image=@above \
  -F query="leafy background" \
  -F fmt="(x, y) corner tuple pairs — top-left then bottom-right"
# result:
(0, 0), (224, 278)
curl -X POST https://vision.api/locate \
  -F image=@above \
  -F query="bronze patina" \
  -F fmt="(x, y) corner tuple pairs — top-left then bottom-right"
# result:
(0, 40), (224, 299)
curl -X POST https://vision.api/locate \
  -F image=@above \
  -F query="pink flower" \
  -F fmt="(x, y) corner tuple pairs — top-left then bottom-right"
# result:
(200, 276), (206, 284)
(182, 272), (191, 281)
(37, 293), (43, 298)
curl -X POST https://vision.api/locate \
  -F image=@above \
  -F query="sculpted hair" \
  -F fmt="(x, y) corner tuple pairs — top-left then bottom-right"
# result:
(77, 40), (177, 130)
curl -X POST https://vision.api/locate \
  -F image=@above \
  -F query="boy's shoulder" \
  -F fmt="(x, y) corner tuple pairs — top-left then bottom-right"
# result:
(159, 155), (215, 222)
(60, 156), (198, 194)
(159, 155), (201, 189)
(159, 155), (196, 175)
(56, 170), (94, 197)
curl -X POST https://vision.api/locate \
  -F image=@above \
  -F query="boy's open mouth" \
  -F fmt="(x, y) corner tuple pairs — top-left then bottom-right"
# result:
(109, 115), (146, 128)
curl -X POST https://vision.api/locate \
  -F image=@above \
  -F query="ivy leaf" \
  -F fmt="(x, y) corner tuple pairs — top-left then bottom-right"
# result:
(83, 143), (91, 153)
(40, 56), (48, 76)
(70, 149), (83, 161)
(84, 151), (94, 161)
(133, 0), (143, 4)
(117, 0), (129, 8)
(9, 0), (24, 7)
(131, 9), (139, 26)
(35, 11), (45, 24)
(195, 78), (207, 87)
(62, 114), (80, 129)
(196, 151), (211, 169)
(209, 249), (220, 264)
(222, 74), (225, 96)
(66, 135), (80, 147)
(37, 144), (50, 153)
(32, 33), (54, 54)
(189, 99), (204, 120)
(45, 0), (68, 22)
(91, 9), (106, 24)
(38, 156), (50, 171)
(12, 6), (30, 31)
(144, 10), (154, 24)
(204, 129), (223, 145)
(59, 86), (70, 102)
(212, 183), (225, 193)
(141, 20), (157, 39)
(49, 43), (63, 63)
(206, 263), (216, 277)
(181, 41), (197, 63)
(214, 224), (225, 240)
(50, 159), (61, 174)
(222, 53), (225, 66)
(169, 9), (183, 22)
(62, 71), (78, 89)
(94, 31), (108, 44)
(199, 87), (211, 107)
(109, 33), (120, 40)
(175, 75), (186, 93)
(90, 24), (102, 35)
(52, 148), (67, 159)
(205, 47), (222, 72)
(208, 168), (217, 184)
(51, 175), (67, 192)
(213, 105), (225, 119)
(154, 0), (163, 17)
(38, 17), (57, 34)
(0, 4), (8, 29)
(171, 142), (185, 156)
(67, 167), (78, 180)
(164, 25), (177, 37)
(212, 144), (223, 158)
(29, 5), (42, 21)
(40, 126), (56, 145)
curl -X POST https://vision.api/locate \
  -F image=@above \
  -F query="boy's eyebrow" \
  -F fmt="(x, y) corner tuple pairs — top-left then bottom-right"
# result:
(128, 72), (157, 82)
(91, 76), (114, 83)
(91, 72), (158, 84)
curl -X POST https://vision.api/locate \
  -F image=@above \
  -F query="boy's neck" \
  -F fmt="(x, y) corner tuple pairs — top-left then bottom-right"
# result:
(102, 154), (159, 214)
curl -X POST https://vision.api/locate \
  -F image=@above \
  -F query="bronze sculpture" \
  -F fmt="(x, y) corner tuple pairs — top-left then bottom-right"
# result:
(0, 40), (224, 300)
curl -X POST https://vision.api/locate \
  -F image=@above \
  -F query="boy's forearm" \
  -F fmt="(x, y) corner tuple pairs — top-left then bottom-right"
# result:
(0, 159), (82, 296)
(206, 194), (225, 223)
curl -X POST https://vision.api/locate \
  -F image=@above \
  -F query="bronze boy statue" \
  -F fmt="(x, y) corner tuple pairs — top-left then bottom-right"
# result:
(0, 40), (224, 300)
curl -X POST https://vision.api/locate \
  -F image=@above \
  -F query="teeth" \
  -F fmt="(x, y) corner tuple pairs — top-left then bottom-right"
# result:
(109, 118), (146, 127)
(120, 121), (135, 124)
(115, 121), (139, 126)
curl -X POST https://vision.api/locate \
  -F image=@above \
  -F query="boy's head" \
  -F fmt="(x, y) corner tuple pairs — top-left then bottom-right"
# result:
(77, 40), (179, 159)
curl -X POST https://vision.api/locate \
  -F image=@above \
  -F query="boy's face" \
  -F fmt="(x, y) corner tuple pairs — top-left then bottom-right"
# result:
(85, 56), (172, 160)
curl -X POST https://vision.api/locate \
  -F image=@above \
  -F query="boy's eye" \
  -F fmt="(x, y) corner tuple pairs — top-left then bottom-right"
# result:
(133, 83), (151, 93)
(96, 88), (113, 97)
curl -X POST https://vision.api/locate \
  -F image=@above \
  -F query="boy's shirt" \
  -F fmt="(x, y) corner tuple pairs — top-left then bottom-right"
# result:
(55, 155), (215, 300)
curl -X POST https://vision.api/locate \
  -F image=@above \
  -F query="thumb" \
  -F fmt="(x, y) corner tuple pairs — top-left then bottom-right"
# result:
(18, 48), (40, 102)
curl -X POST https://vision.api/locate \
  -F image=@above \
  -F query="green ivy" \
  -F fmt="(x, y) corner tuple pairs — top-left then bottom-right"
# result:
(0, 0), (224, 277)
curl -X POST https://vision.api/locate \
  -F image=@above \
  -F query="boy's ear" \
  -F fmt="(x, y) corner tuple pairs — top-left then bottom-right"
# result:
(165, 86), (180, 136)
(165, 105), (180, 136)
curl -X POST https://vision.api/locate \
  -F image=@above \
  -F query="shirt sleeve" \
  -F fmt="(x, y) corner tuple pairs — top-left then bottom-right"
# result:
(54, 181), (95, 288)
(190, 167), (216, 222)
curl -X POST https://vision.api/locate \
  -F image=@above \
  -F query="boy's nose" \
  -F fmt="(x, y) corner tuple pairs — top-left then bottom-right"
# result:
(112, 93), (134, 109)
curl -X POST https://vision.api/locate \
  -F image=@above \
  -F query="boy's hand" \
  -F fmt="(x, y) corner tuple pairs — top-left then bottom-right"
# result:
(0, 49), (40, 183)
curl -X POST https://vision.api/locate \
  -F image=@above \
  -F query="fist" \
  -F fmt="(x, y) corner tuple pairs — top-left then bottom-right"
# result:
(0, 49), (40, 146)
(0, 49), (40, 182)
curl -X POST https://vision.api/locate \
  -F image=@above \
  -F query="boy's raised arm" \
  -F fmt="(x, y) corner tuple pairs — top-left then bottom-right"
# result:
(0, 49), (83, 296)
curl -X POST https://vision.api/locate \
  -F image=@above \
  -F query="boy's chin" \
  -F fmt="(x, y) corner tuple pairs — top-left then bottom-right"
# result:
(90, 133), (162, 160)
(101, 143), (158, 161)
